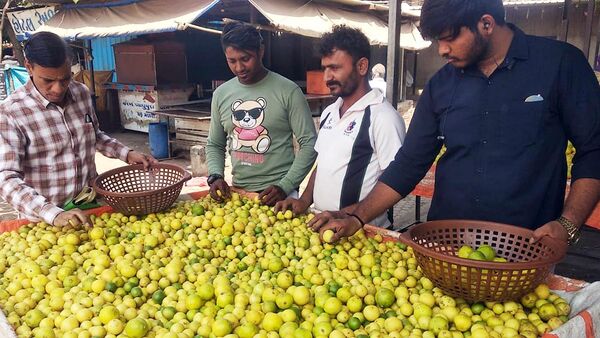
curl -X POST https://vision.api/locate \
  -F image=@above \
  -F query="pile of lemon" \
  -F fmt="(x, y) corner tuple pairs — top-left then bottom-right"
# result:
(0, 193), (571, 338)
(566, 142), (575, 179)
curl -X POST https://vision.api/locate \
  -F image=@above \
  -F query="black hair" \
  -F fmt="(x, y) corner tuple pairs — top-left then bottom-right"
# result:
(221, 22), (263, 53)
(420, 0), (506, 40)
(24, 31), (71, 68)
(319, 25), (370, 63)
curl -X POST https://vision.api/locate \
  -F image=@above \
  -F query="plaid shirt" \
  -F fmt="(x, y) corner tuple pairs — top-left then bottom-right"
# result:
(0, 80), (130, 224)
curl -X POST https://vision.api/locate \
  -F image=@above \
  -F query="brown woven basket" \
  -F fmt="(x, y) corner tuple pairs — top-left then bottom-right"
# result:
(400, 220), (567, 302)
(92, 163), (191, 215)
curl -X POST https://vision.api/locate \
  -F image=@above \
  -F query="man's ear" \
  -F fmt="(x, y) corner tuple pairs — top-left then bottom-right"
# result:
(357, 57), (369, 77)
(479, 14), (496, 36)
(24, 58), (34, 76)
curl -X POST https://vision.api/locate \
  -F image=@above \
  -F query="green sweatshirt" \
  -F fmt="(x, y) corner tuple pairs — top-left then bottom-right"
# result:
(206, 71), (317, 194)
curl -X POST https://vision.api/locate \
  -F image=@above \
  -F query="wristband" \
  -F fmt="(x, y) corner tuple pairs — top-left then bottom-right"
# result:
(348, 213), (365, 227)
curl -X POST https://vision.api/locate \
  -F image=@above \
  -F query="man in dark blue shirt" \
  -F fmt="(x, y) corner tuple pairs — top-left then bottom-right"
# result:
(310, 0), (600, 245)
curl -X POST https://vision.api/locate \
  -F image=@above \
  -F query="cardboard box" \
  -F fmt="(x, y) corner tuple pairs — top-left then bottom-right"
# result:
(306, 71), (329, 95)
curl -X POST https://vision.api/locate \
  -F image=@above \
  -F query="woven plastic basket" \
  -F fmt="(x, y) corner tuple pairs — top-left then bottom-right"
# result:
(92, 164), (191, 215)
(400, 220), (568, 302)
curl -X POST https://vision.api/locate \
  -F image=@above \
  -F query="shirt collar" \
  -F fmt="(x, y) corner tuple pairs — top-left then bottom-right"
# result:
(504, 23), (529, 64)
(25, 79), (76, 108)
(332, 89), (385, 116)
(25, 80), (51, 108)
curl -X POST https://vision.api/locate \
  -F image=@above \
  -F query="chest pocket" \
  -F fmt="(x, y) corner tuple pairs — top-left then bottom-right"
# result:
(500, 99), (545, 147)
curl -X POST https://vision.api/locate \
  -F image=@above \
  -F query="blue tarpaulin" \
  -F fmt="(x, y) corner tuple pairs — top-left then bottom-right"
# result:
(0, 66), (29, 101)
(6, 66), (29, 90)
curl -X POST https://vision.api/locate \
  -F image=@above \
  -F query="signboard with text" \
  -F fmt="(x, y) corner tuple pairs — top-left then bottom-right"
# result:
(118, 90), (160, 133)
(117, 87), (194, 132)
(8, 7), (57, 41)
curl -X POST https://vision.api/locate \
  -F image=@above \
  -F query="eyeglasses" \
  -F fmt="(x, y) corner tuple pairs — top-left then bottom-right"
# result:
(232, 108), (262, 121)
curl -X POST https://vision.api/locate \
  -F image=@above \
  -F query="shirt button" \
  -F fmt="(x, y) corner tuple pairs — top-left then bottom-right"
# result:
(476, 168), (483, 173)
(482, 140), (487, 144)
(488, 80), (492, 85)
(475, 197), (480, 203)
(483, 111), (489, 115)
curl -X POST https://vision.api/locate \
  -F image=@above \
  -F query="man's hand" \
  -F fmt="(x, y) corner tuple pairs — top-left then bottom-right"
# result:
(308, 210), (351, 232)
(53, 209), (91, 227)
(127, 151), (158, 170)
(530, 220), (569, 244)
(275, 198), (310, 215)
(258, 185), (287, 206)
(310, 213), (363, 243)
(209, 178), (231, 202)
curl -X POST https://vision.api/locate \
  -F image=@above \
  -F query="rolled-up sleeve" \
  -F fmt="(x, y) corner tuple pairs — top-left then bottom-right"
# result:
(558, 46), (600, 181)
(379, 81), (443, 197)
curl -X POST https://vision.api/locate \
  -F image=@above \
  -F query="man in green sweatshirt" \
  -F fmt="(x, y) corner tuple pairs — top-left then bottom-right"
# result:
(206, 22), (317, 206)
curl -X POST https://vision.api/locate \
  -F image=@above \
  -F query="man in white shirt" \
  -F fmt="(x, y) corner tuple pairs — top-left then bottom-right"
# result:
(369, 63), (387, 97)
(276, 25), (406, 228)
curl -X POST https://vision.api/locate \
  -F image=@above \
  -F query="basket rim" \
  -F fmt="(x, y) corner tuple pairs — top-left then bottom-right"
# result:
(402, 219), (568, 270)
(91, 163), (191, 199)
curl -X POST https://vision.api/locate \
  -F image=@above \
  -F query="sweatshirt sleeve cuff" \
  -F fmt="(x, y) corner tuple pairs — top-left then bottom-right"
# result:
(118, 147), (132, 163)
(39, 204), (64, 225)
(277, 180), (295, 195)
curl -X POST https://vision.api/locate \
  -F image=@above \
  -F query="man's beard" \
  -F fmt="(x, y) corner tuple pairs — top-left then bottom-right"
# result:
(465, 31), (490, 68)
(328, 68), (361, 98)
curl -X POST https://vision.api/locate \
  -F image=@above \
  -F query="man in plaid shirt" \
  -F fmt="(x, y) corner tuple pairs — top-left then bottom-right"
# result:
(0, 32), (157, 227)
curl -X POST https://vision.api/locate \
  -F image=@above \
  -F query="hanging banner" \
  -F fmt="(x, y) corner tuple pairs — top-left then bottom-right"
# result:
(8, 7), (57, 41)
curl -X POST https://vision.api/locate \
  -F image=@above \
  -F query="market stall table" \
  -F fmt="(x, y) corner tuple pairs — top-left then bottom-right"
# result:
(0, 190), (599, 338)
(152, 101), (212, 157)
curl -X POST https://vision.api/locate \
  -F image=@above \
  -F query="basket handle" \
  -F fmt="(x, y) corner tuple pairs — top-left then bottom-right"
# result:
(181, 170), (192, 183)
(398, 232), (411, 245)
(90, 175), (100, 192)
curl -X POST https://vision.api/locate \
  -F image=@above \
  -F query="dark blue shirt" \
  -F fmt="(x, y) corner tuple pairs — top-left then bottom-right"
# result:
(380, 25), (600, 229)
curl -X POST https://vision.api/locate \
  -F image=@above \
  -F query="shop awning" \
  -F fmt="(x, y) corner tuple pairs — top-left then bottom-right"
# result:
(35, 0), (219, 39)
(248, 0), (430, 50)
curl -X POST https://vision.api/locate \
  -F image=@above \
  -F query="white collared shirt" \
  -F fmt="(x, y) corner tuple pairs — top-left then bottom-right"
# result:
(313, 89), (406, 227)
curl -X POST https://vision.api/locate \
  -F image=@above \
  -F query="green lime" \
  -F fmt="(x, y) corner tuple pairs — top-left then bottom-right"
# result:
(130, 287), (143, 297)
(152, 290), (166, 305)
(105, 282), (117, 293)
(471, 302), (485, 315)
(384, 310), (397, 318)
(192, 204), (205, 216)
(347, 317), (362, 330)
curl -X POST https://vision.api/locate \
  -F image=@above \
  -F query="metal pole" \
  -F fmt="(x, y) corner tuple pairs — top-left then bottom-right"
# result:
(583, 0), (595, 59)
(412, 51), (418, 96)
(593, 6), (600, 69)
(180, 22), (221, 35)
(399, 48), (405, 101)
(559, 0), (571, 42)
(386, 0), (402, 107)
(86, 40), (97, 112)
